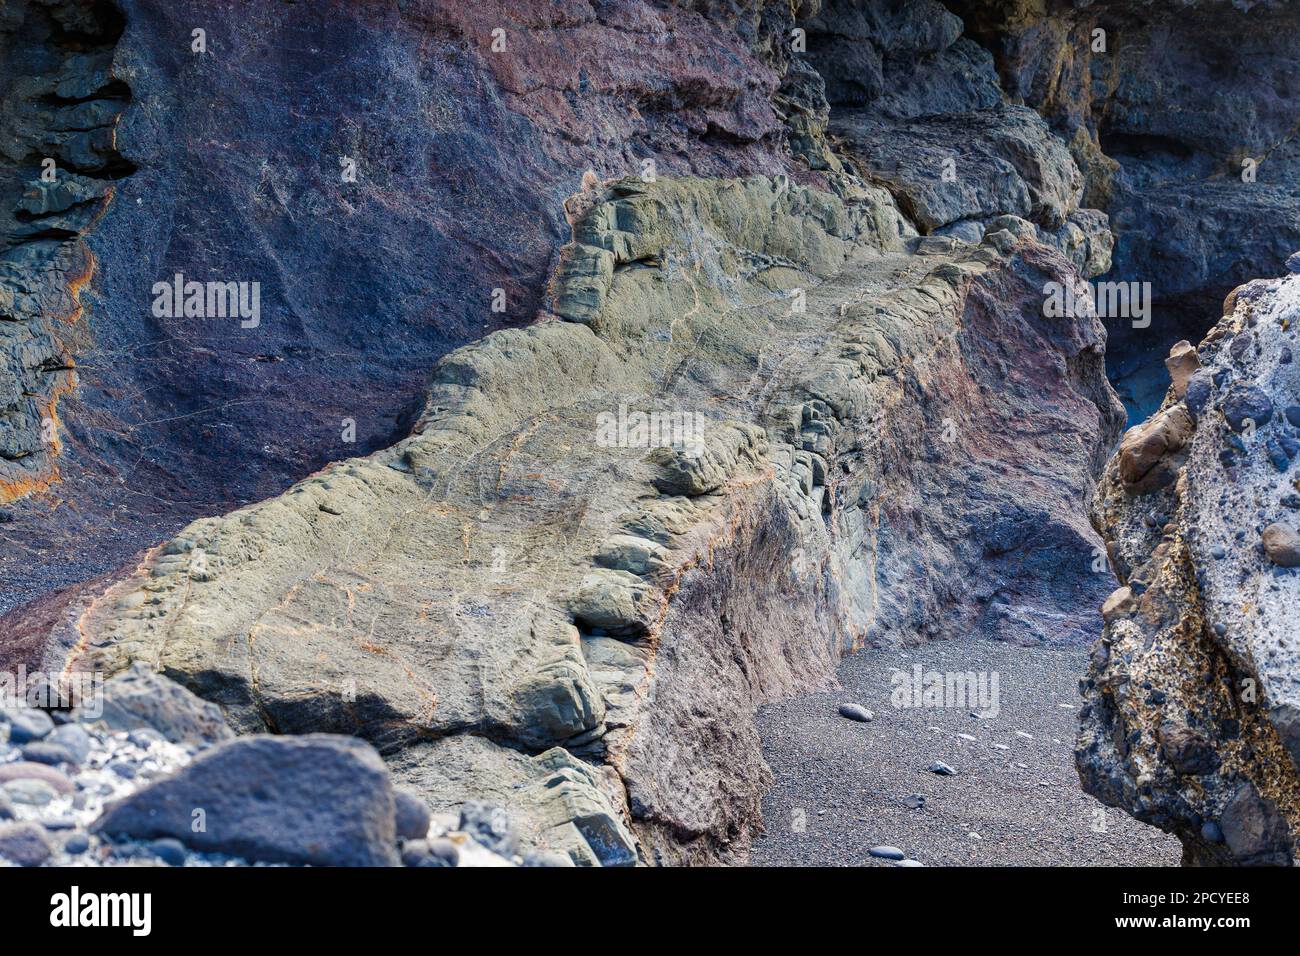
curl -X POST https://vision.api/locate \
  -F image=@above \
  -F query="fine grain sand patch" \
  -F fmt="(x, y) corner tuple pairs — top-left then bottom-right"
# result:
(751, 638), (1181, 867)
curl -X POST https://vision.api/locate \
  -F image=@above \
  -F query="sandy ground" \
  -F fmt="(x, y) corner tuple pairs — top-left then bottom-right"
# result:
(750, 638), (1181, 867)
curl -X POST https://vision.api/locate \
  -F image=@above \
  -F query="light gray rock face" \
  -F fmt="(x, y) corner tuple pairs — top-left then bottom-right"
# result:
(1078, 272), (1300, 865)
(60, 169), (1122, 864)
(93, 734), (399, 867)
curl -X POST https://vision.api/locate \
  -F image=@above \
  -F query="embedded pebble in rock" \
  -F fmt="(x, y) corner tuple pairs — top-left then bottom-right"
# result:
(1261, 523), (1300, 567)
(62, 831), (90, 855)
(895, 859), (926, 867)
(928, 761), (957, 776)
(902, 794), (926, 810)
(1222, 384), (1274, 433)
(868, 845), (906, 860)
(838, 704), (874, 723)
(0, 821), (53, 866)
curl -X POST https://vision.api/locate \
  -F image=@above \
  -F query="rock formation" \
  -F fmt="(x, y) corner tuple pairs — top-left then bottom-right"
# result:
(2, 0), (1297, 867)
(1078, 271), (1300, 865)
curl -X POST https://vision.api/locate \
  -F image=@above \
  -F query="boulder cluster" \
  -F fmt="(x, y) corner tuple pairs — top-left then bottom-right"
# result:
(1, 664), (540, 867)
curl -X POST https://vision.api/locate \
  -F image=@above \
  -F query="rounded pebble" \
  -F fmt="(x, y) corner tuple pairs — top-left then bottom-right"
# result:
(869, 845), (906, 860)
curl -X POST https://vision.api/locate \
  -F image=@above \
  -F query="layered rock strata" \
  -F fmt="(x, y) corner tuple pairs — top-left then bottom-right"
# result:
(41, 172), (1125, 864)
(0, 0), (130, 502)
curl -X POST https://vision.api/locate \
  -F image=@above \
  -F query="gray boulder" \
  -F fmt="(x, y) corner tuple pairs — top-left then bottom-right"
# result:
(0, 821), (52, 866)
(3, 706), (54, 744)
(85, 662), (233, 745)
(93, 734), (399, 867)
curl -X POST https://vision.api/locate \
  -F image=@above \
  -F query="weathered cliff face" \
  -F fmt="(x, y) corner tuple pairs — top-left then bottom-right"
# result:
(954, 0), (1300, 310)
(0, 0), (129, 504)
(1078, 270), (1300, 866)
(0, 0), (1140, 866)
(0, 0), (837, 615)
(38, 171), (1121, 864)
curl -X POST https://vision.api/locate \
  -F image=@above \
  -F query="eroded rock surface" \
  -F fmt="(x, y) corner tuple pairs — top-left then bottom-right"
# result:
(1078, 272), (1300, 865)
(0, 0), (1155, 867)
(41, 169), (1124, 864)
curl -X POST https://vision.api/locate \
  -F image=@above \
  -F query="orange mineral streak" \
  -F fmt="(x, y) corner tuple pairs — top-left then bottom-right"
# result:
(0, 249), (95, 505)
(60, 247), (97, 324)
(62, 543), (165, 679)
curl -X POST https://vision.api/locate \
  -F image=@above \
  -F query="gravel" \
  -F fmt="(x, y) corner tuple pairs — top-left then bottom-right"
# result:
(750, 638), (1181, 867)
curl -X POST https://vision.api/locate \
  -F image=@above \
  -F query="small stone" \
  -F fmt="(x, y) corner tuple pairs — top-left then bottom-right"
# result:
(1262, 523), (1300, 567)
(902, 793), (925, 810)
(426, 837), (461, 866)
(838, 703), (874, 722)
(2, 779), (58, 807)
(894, 859), (925, 867)
(47, 724), (92, 764)
(1211, 545), (1226, 559)
(868, 845), (905, 860)
(401, 837), (459, 867)
(108, 759), (137, 779)
(151, 837), (188, 866)
(20, 742), (76, 766)
(0, 761), (73, 792)
(394, 788), (432, 841)
(1213, 622), (1227, 637)
(1285, 405), (1300, 428)
(0, 821), (52, 867)
(62, 831), (91, 855)
(3, 707), (54, 744)
(1201, 821), (1224, 844)
(1286, 250), (1300, 274)
(522, 849), (574, 867)
(0, 791), (12, 820)
(927, 761), (956, 776)
(128, 728), (166, 749)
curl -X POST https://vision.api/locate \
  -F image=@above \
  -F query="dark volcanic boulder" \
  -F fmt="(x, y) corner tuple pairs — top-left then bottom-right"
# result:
(93, 734), (399, 866)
